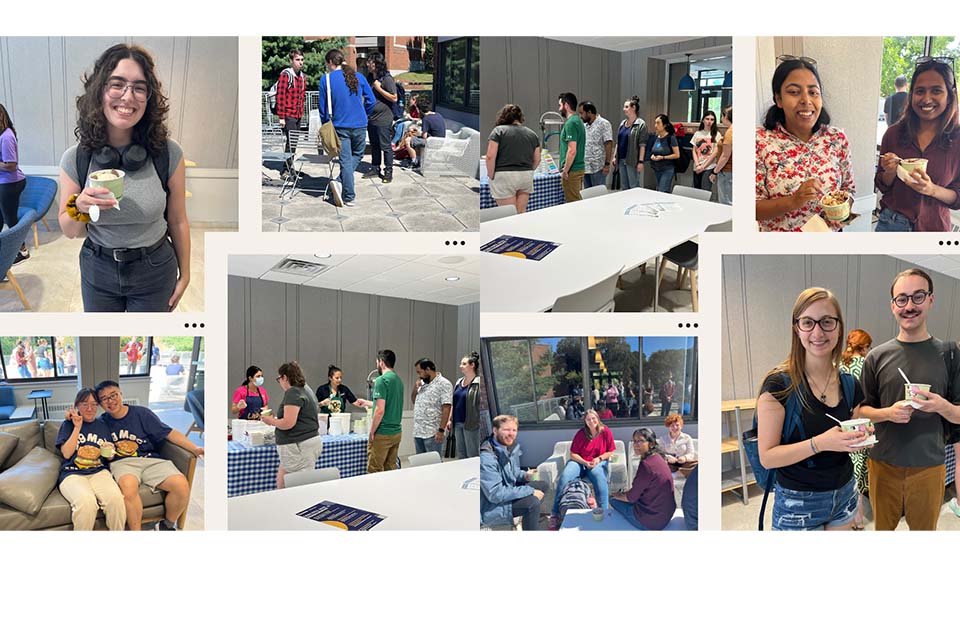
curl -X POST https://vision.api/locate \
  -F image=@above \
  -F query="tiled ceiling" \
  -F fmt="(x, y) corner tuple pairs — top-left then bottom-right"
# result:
(892, 254), (960, 281)
(228, 254), (479, 306)
(545, 36), (687, 52)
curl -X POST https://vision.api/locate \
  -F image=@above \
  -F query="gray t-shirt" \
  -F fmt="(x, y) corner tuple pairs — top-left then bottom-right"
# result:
(275, 384), (320, 446)
(60, 139), (183, 249)
(489, 124), (540, 172)
(861, 337), (956, 467)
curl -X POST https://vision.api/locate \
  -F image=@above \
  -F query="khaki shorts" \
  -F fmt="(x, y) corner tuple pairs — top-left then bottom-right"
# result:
(277, 435), (323, 473)
(490, 170), (535, 200)
(110, 457), (182, 492)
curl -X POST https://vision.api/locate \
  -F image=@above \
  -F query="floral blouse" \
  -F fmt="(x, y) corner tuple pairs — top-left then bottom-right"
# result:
(756, 124), (856, 232)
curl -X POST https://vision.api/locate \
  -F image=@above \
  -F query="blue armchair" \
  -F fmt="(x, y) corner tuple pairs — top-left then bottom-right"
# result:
(0, 385), (16, 422)
(0, 210), (38, 310)
(16, 176), (58, 249)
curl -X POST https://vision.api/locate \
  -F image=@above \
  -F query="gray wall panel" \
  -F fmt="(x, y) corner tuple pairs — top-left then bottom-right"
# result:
(722, 255), (960, 405)
(0, 36), (237, 169)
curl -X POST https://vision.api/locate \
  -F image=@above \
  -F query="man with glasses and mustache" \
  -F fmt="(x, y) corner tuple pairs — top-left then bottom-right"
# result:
(95, 380), (203, 530)
(858, 268), (960, 530)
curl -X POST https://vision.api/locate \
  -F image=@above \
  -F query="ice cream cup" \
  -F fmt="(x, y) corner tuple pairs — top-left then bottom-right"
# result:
(100, 442), (115, 459)
(904, 383), (931, 407)
(592, 507), (604, 522)
(89, 169), (125, 202)
(900, 158), (928, 175)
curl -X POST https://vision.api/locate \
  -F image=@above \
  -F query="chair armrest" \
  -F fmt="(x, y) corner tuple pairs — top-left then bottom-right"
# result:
(160, 441), (198, 485)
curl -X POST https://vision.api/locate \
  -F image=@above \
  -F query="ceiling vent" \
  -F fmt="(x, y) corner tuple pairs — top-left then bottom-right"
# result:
(269, 258), (331, 277)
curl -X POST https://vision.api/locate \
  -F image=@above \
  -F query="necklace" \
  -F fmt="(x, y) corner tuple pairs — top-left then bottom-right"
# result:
(807, 369), (834, 403)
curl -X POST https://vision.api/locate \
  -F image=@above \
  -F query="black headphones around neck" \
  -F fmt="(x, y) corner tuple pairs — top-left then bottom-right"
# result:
(93, 143), (149, 172)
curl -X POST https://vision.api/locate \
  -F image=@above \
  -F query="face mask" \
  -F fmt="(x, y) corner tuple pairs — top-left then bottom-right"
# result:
(255, 377), (264, 386)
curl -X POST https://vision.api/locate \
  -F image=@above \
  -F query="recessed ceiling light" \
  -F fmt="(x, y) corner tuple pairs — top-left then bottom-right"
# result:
(314, 253), (332, 259)
(445, 276), (461, 282)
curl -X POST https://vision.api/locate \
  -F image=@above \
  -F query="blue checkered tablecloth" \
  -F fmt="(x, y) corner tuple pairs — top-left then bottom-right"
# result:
(480, 171), (565, 212)
(228, 433), (369, 497)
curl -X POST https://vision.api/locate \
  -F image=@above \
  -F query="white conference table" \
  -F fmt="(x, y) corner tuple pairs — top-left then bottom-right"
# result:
(480, 187), (732, 312)
(228, 458), (479, 530)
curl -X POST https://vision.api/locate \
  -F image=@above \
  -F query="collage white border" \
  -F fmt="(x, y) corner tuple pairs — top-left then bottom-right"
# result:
(2, 9), (957, 635)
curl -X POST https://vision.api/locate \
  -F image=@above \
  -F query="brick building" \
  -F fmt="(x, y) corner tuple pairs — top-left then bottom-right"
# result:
(305, 36), (428, 75)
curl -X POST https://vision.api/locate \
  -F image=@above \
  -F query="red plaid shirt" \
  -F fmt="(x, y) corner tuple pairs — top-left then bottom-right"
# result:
(277, 69), (306, 119)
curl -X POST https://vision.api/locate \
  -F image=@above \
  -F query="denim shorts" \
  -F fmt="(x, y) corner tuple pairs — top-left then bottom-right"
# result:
(772, 476), (857, 531)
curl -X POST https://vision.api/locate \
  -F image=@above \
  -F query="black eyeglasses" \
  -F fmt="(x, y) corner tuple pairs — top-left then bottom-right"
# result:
(892, 290), (932, 307)
(794, 316), (839, 332)
(275, 375), (282, 382)
(777, 55), (818, 67)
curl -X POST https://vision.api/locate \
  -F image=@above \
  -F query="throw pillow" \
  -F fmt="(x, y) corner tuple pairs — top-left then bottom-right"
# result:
(0, 447), (61, 515)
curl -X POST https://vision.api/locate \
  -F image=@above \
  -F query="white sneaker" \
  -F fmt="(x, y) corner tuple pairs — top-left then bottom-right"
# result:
(329, 180), (344, 207)
(343, 201), (356, 207)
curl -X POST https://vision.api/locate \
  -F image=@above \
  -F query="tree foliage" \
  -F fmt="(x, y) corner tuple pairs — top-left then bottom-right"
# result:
(261, 36), (350, 90)
(880, 36), (960, 98)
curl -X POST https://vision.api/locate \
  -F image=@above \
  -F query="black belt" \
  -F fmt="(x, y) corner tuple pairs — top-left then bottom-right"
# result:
(83, 236), (168, 263)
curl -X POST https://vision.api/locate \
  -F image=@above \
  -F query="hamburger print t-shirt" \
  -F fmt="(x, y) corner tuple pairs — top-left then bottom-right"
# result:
(101, 405), (173, 460)
(55, 418), (116, 483)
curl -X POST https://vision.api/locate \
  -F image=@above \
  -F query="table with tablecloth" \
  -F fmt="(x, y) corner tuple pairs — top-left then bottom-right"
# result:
(228, 433), (369, 497)
(480, 171), (564, 212)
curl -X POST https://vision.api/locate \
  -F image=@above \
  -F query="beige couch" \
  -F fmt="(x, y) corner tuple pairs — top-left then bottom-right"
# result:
(0, 420), (197, 531)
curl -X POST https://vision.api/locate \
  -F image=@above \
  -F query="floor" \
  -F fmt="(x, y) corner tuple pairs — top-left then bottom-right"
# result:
(721, 482), (960, 531)
(1, 217), (233, 313)
(613, 259), (696, 313)
(262, 154), (479, 232)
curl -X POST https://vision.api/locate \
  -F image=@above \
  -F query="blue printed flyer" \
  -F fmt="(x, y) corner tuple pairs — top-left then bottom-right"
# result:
(296, 501), (386, 530)
(480, 235), (560, 261)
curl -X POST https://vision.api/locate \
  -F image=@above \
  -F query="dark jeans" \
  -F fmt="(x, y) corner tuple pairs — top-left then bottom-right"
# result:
(0, 178), (26, 230)
(368, 122), (394, 178)
(79, 237), (178, 312)
(692, 170), (710, 190)
(662, 401), (672, 416)
(511, 493), (542, 531)
(282, 117), (301, 172)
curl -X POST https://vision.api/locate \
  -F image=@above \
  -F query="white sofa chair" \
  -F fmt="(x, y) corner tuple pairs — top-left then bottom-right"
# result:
(420, 126), (481, 178)
(535, 440), (628, 515)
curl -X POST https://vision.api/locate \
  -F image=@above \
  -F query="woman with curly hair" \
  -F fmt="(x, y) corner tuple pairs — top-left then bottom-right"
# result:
(485, 104), (541, 213)
(319, 49), (376, 207)
(57, 43), (189, 312)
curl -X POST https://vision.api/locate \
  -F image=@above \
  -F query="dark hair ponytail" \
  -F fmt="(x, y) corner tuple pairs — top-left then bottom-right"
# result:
(465, 351), (480, 374)
(326, 49), (358, 95)
(327, 364), (342, 380)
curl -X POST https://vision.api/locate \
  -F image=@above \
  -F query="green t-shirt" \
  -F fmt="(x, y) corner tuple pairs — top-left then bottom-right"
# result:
(559, 114), (586, 172)
(372, 370), (404, 435)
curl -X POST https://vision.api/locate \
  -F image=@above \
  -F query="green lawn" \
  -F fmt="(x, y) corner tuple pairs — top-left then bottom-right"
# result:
(395, 72), (432, 83)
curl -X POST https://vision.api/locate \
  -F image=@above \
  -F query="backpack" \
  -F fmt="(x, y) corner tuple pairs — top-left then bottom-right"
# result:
(76, 144), (170, 221)
(557, 478), (593, 523)
(939, 341), (960, 445)
(268, 68), (295, 116)
(741, 370), (857, 530)
(392, 82), (406, 120)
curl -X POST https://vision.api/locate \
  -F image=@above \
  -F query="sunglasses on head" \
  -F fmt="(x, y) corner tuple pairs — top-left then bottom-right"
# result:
(777, 54), (818, 67)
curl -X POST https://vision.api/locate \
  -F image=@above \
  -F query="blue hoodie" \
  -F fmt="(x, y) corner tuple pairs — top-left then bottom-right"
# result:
(318, 69), (376, 130)
(480, 434), (533, 526)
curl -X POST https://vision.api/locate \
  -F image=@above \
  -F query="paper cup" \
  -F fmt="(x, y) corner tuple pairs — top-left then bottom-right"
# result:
(820, 191), (851, 222)
(840, 418), (877, 447)
(592, 507), (604, 522)
(900, 158), (928, 175)
(89, 169), (125, 202)
(100, 442), (115, 459)
(904, 383), (931, 407)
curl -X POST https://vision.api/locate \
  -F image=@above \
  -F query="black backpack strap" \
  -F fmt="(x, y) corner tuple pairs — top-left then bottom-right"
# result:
(76, 147), (92, 191)
(759, 471), (775, 531)
(151, 143), (171, 222)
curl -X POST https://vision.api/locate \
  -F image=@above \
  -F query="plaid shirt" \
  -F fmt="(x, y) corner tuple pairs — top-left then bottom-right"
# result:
(277, 69), (306, 119)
